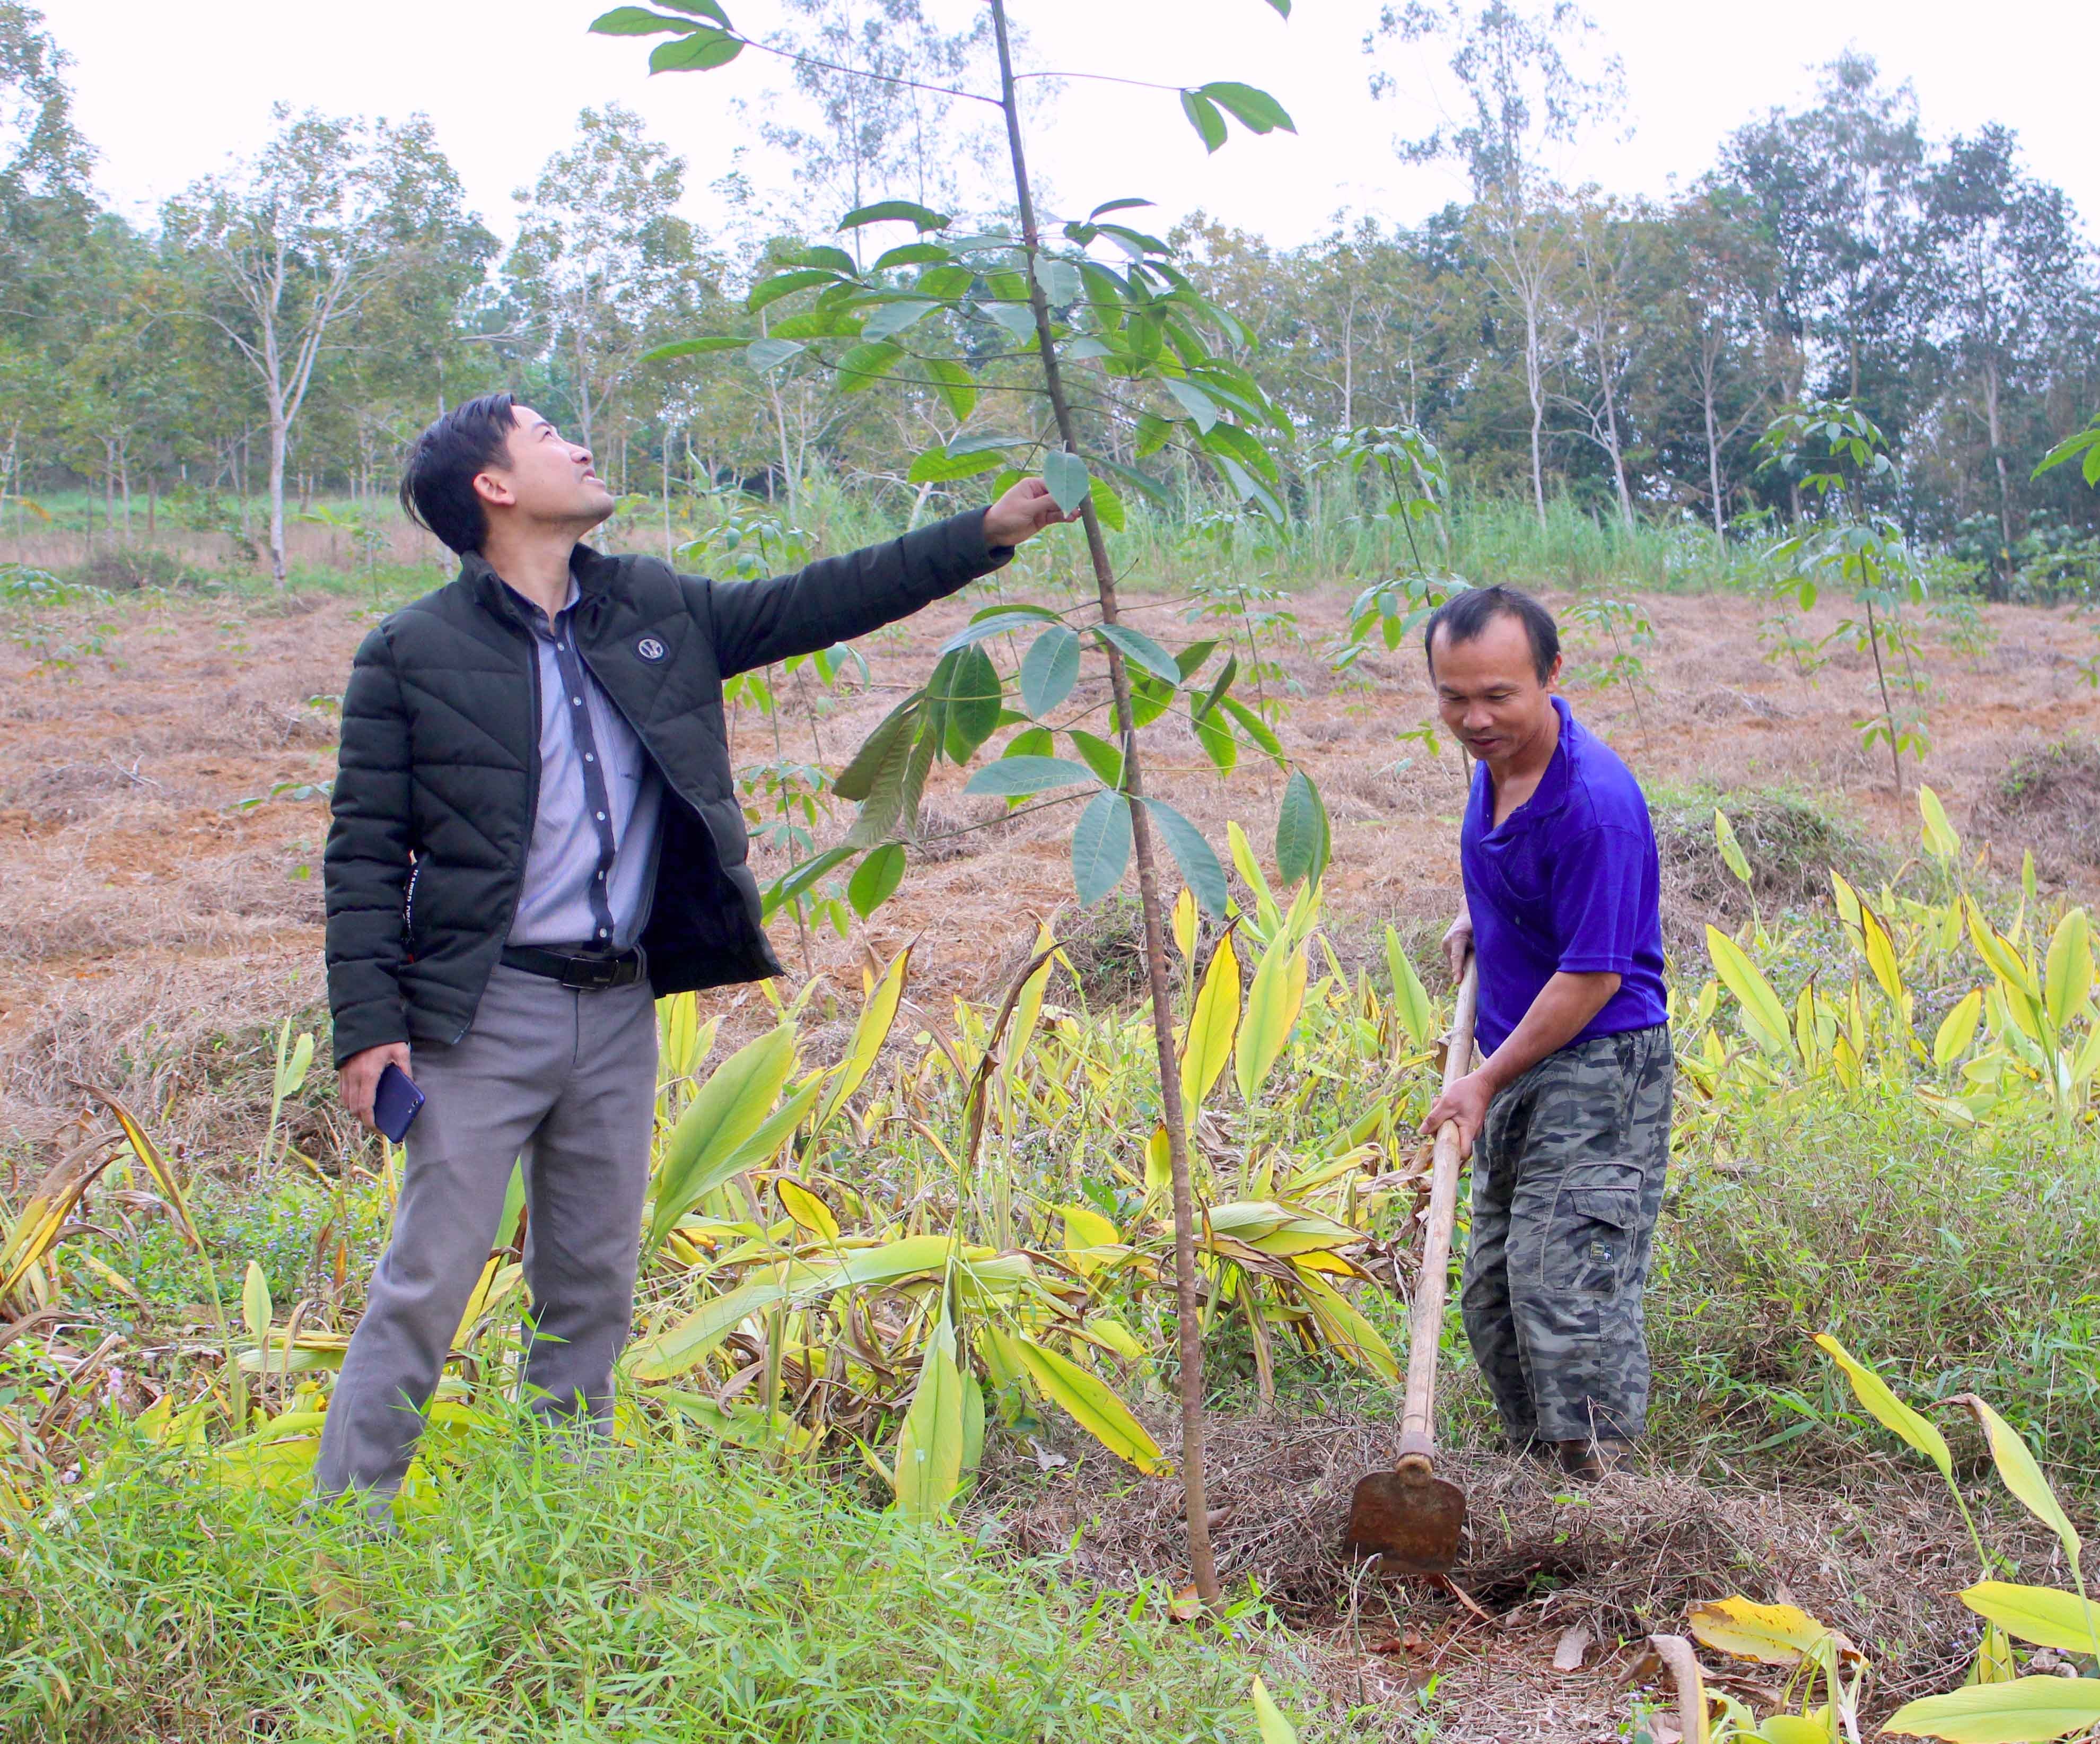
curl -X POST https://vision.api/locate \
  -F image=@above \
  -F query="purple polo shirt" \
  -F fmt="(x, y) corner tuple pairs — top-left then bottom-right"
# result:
(1460, 695), (1667, 1057)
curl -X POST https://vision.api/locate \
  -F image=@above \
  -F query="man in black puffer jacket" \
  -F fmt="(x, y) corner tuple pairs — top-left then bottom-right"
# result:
(316, 392), (1071, 1516)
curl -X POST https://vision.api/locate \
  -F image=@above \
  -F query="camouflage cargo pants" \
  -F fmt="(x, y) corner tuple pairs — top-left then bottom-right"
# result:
(1459, 1023), (1673, 1445)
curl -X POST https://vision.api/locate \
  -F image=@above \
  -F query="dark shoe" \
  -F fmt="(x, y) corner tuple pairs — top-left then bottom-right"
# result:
(1554, 1437), (1633, 1481)
(1508, 1434), (1558, 1467)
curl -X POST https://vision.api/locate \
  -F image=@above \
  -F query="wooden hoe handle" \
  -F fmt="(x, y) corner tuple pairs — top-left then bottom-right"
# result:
(1396, 956), (1478, 1470)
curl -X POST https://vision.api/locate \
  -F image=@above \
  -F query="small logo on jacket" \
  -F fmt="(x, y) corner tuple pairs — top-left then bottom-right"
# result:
(636, 636), (667, 662)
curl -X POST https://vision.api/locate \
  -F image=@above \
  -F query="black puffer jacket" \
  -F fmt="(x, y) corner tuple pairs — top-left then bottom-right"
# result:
(324, 509), (1010, 1065)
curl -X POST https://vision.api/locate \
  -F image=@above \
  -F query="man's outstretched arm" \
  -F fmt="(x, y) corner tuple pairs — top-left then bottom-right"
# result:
(701, 478), (1074, 678)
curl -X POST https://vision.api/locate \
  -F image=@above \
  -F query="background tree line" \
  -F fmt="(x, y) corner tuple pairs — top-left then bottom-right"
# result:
(3, 0), (2096, 594)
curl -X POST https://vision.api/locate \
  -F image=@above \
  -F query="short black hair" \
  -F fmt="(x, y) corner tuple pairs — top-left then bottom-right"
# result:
(399, 392), (520, 554)
(1423, 584), (1560, 683)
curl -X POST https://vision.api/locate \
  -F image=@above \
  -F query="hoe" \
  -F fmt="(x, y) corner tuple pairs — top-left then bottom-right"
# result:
(1345, 955), (1479, 1575)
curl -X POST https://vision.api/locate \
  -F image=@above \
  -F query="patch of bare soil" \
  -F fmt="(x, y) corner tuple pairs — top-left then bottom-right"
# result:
(983, 1410), (2066, 1742)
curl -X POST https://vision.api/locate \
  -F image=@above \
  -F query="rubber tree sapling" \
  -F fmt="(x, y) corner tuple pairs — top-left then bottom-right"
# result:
(590, 0), (1313, 1609)
(1756, 399), (1929, 793)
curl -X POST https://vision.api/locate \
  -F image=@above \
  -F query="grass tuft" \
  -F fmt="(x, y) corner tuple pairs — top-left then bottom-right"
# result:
(1, 1417), (1276, 1742)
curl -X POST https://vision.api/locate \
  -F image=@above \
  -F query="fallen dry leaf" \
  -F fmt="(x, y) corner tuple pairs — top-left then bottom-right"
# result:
(1553, 1621), (1594, 1671)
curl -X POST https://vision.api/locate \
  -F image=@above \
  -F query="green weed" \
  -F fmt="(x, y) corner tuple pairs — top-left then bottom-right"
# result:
(0, 1419), (1281, 1742)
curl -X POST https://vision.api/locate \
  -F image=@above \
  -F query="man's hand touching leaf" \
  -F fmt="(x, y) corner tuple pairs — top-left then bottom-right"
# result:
(984, 476), (1080, 548)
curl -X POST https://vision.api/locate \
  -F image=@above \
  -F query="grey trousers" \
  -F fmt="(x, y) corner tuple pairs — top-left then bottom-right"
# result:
(313, 962), (658, 1506)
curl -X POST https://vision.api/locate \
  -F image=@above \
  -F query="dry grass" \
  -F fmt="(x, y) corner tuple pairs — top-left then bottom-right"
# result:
(1974, 734), (2100, 883)
(4, 573), (2097, 1163)
(983, 1408), (2067, 1740)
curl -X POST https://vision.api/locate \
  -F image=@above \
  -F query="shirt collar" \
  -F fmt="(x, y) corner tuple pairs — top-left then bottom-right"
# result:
(505, 575), (581, 635)
(1478, 695), (1576, 831)
(1531, 695), (1576, 814)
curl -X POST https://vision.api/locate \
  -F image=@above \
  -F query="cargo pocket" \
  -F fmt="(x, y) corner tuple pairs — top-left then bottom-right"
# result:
(1558, 1185), (1639, 1298)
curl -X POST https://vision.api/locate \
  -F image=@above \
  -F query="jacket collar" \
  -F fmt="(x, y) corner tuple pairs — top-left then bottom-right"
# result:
(461, 542), (618, 630)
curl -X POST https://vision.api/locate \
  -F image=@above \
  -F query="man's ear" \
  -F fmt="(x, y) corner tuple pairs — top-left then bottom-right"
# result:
(1545, 653), (1563, 692)
(471, 469), (514, 510)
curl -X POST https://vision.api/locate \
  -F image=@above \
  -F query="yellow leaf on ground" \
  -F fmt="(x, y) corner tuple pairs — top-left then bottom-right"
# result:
(1687, 1595), (1830, 1664)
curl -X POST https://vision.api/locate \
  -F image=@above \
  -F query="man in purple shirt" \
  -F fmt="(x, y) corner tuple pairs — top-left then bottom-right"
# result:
(1420, 586), (1673, 1480)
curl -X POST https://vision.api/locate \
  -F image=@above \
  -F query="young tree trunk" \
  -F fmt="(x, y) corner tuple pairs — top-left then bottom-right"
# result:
(1525, 300), (1547, 527)
(267, 401), (291, 589)
(1983, 361), (2014, 592)
(1699, 336), (1727, 543)
(989, 0), (1219, 1610)
(1595, 347), (1633, 530)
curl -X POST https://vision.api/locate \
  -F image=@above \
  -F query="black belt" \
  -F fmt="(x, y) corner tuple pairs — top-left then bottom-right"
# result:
(500, 944), (648, 990)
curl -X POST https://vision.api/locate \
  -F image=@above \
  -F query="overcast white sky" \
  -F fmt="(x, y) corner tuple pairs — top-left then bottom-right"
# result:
(51, 0), (2100, 251)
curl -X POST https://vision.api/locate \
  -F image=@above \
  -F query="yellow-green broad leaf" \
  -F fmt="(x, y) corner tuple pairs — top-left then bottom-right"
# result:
(1236, 927), (1308, 1104)
(1012, 1333), (1163, 1472)
(783, 1233), (964, 1294)
(1715, 807), (1753, 884)
(1919, 784), (1963, 861)
(1202, 1200), (1357, 1256)
(1954, 1394), (2083, 1575)
(658, 990), (719, 1084)
(1687, 1595), (1832, 1664)
(1961, 1582), (2100, 1656)
(819, 943), (911, 1129)
(1972, 1620), (2019, 1686)
(241, 1260), (273, 1348)
(1705, 927), (1792, 1059)
(650, 1022), (799, 1246)
(894, 1302), (966, 1523)
(1227, 819), (1282, 937)
(1060, 1203), (1120, 1249)
(2043, 909), (2092, 1036)
(2072, 1022), (2100, 1095)
(999, 925), (1060, 1109)
(1384, 925), (1434, 1050)
(1757, 1717), (1836, 1744)
(1172, 885), (1197, 964)
(777, 1178), (840, 1242)
(1180, 929), (1241, 1124)
(1293, 1271), (1398, 1380)
(1935, 989), (1985, 1069)
(1858, 900), (1906, 1010)
(1251, 1676), (1299, 1744)
(1815, 1332), (1952, 1479)
(1883, 1676), (2100, 1742)
(627, 1278), (787, 1382)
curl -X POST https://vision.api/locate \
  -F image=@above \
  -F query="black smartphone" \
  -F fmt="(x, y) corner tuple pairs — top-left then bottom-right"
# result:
(373, 1061), (425, 1144)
